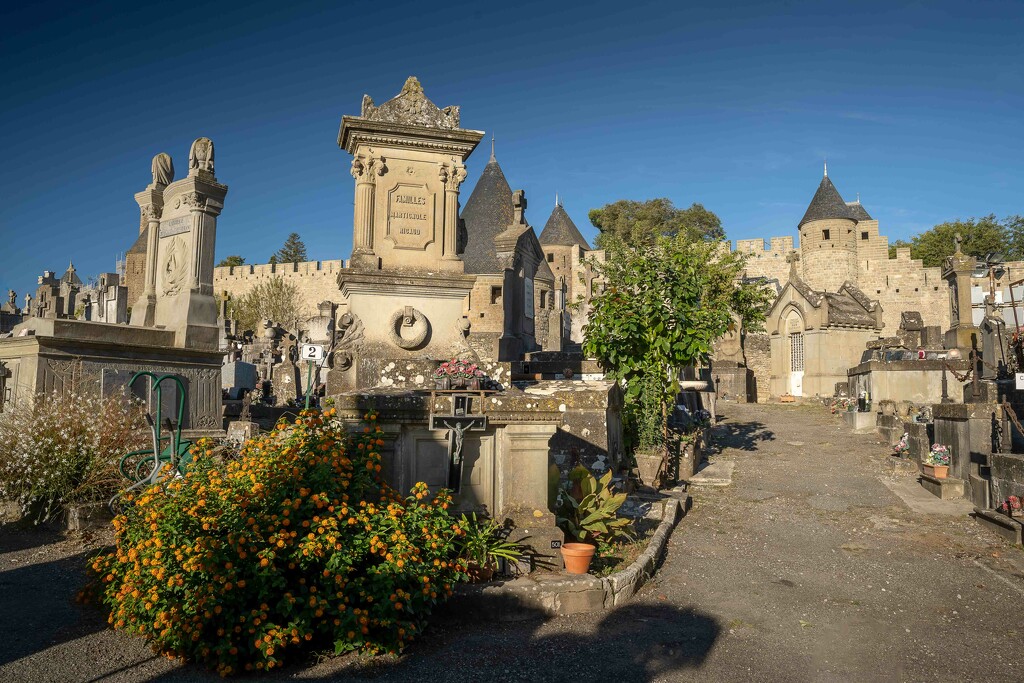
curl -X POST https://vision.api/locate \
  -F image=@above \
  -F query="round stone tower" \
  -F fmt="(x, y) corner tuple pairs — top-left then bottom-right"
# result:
(797, 166), (859, 292)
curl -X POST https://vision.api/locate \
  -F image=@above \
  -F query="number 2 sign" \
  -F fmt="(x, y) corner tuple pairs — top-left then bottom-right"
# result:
(301, 344), (325, 362)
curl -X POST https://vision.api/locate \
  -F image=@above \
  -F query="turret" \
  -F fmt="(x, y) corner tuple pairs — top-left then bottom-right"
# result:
(798, 165), (859, 292)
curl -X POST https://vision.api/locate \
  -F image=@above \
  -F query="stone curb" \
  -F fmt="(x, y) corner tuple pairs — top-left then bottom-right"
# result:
(448, 495), (688, 620)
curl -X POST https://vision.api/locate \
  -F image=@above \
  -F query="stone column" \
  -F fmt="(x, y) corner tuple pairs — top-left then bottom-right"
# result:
(439, 160), (467, 267)
(130, 199), (163, 327)
(350, 155), (383, 268)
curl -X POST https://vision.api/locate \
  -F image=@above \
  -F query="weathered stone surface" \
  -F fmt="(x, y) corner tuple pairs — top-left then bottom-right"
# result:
(919, 473), (965, 500)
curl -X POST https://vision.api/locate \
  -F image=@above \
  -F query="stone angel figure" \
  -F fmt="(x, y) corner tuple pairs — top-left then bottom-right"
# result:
(189, 137), (215, 174)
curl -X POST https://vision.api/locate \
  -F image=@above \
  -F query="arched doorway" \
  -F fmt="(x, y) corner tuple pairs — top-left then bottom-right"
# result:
(785, 309), (805, 396)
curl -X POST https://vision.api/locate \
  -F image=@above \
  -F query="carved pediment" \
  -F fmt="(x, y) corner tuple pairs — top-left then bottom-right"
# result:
(359, 77), (461, 130)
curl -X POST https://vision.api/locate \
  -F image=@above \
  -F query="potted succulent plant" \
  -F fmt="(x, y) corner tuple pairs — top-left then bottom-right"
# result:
(922, 443), (950, 478)
(455, 512), (523, 582)
(556, 466), (633, 574)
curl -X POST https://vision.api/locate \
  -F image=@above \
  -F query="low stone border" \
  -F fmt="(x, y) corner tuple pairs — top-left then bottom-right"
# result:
(448, 495), (688, 621)
(973, 507), (1024, 545)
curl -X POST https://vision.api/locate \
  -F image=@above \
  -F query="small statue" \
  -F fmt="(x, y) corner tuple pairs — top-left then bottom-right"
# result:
(151, 153), (174, 187)
(189, 137), (215, 174)
(954, 231), (963, 254)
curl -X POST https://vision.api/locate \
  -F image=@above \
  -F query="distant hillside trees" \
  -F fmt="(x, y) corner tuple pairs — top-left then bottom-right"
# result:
(889, 215), (1024, 267)
(589, 199), (725, 249)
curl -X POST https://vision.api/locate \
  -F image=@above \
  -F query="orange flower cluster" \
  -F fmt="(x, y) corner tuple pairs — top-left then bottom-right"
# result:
(88, 409), (467, 676)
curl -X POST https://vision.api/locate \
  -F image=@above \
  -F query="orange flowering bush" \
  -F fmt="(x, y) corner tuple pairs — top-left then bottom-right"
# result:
(88, 409), (467, 676)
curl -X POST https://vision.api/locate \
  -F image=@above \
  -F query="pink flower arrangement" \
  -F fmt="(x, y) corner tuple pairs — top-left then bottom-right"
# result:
(998, 495), (1022, 517)
(434, 358), (485, 380)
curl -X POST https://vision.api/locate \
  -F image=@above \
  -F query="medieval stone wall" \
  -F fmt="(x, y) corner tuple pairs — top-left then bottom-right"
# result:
(744, 332), (772, 403)
(858, 248), (947, 333)
(213, 260), (346, 314)
(734, 236), (793, 282)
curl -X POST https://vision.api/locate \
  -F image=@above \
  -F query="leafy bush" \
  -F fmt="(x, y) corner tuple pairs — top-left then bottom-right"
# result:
(556, 466), (633, 551)
(89, 409), (468, 675)
(227, 277), (304, 333)
(0, 389), (147, 523)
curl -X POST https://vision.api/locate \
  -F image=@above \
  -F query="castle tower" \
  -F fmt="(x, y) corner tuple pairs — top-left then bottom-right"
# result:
(538, 197), (592, 343)
(797, 167), (859, 292)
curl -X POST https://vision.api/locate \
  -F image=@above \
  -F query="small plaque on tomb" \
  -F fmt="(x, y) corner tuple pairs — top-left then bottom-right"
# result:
(386, 184), (434, 250)
(159, 215), (191, 238)
(1016, 373), (1024, 390)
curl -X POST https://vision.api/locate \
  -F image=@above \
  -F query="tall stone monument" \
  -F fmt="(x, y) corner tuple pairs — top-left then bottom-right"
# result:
(0, 140), (227, 433)
(942, 234), (979, 353)
(131, 141), (227, 350)
(332, 77), (485, 388)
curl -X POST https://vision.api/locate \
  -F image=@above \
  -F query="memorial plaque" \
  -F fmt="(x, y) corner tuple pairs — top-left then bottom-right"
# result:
(159, 215), (191, 238)
(386, 184), (434, 250)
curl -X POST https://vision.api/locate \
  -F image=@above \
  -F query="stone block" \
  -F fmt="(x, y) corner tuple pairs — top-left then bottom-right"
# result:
(883, 457), (920, 477)
(222, 361), (257, 399)
(920, 473), (965, 500)
(843, 410), (876, 432)
(226, 420), (259, 443)
(552, 587), (607, 615)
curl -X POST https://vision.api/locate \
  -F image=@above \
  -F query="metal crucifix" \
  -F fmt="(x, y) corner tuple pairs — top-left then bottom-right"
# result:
(428, 393), (487, 492)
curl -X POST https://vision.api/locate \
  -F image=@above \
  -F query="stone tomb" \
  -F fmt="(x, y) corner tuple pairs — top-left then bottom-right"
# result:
(0, 140), (227, 433)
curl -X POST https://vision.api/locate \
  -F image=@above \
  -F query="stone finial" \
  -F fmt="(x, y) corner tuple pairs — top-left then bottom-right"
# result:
(188, 137), (215, 175)
(360, 76), (461, 130)
(151, 153), (174, 187)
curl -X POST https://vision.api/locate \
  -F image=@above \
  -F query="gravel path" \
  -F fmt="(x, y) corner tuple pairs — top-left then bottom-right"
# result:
(2, 403), (1022, 682)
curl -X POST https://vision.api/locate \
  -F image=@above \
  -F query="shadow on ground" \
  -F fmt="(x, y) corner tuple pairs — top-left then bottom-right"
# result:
(0, 548), (108, 667)
(710, 419), (775, 453)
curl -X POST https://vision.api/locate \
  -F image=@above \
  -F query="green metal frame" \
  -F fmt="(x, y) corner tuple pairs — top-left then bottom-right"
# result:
(110, 372), (194, 512)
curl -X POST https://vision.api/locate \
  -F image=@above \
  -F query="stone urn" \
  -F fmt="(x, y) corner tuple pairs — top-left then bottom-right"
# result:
(634, 448), (665, 488)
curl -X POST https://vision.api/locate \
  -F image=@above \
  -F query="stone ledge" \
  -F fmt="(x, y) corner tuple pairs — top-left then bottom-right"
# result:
(920, 474), (965, 500)
(883, 456), (920, 477)
(449, 495), (687, 619)
(973, 507), (1024, 545)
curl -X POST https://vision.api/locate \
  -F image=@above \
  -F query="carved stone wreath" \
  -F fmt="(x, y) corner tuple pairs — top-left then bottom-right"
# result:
(388, 306), (430, 350)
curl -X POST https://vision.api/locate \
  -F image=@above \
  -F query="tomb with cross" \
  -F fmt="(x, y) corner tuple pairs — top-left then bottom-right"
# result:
(428, 391), (488, 492)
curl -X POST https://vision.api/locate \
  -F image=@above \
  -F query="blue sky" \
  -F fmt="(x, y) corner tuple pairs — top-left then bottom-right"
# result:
(1, 0), (1021, 295)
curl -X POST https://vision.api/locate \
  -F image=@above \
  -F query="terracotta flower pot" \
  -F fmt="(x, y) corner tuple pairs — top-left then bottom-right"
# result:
(922, 464), (949, 479)
(560, 542), (596, 575)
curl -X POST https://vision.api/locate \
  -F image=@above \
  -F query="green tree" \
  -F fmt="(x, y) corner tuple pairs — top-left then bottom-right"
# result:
(272, 232), (307, 264)
(216, 255), (246, 267)
(588, 199), (725, 249)
(888, 215), (1015, 266)
(581, 235), (772, 454)
(227, 277), (303, 333)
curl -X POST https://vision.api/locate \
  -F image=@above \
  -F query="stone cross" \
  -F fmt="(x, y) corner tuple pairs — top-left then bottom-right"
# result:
(786, 251), (801, 280)
(428, 395), (487, 492)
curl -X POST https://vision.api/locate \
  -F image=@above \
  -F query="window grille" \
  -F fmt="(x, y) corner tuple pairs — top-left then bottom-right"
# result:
(790, 333), (805, 372)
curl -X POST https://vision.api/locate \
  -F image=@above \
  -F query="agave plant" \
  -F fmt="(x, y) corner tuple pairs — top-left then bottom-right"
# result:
(456, 512), (523, 570)
(557, 466), (634, 545)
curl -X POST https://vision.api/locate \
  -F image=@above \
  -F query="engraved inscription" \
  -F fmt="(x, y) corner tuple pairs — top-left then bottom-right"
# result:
(386, 184), (434, 250)
(159, 215), (191, 238)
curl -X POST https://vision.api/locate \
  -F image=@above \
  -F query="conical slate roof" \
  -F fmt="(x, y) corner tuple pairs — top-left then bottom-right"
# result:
(846, 201), (873, 221)
(798, 175), (857, 227)
(539, 203), (591, 249)
(461, 156), (515, 274)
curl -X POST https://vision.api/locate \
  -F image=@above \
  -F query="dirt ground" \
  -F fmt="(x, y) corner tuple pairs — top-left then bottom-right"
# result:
(2, 402), (1023, 682)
